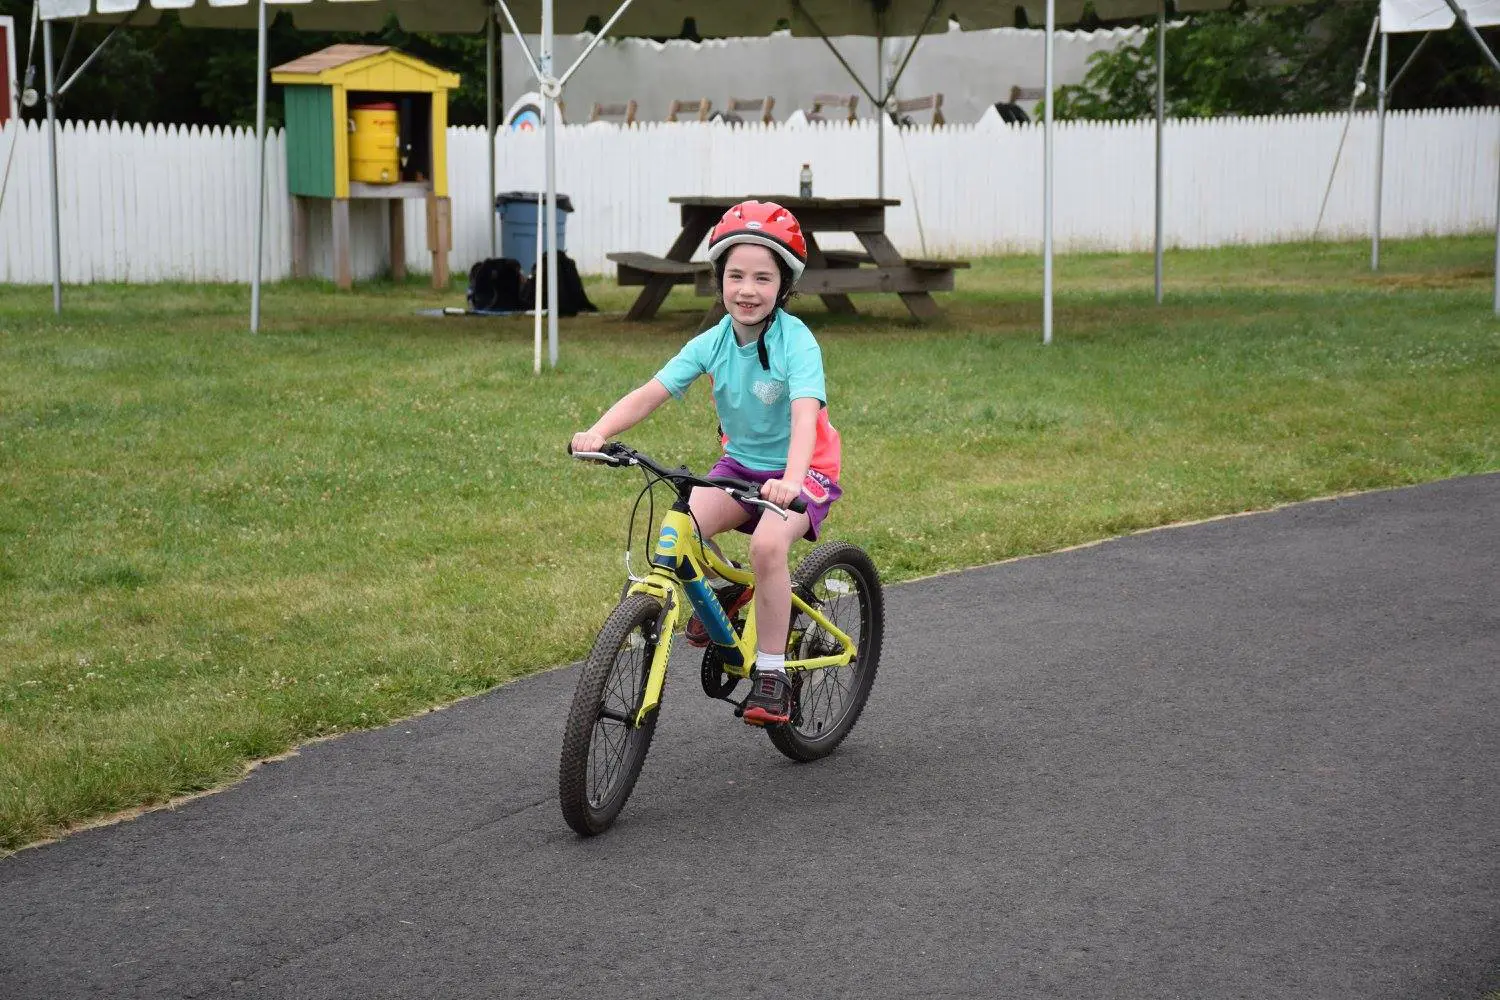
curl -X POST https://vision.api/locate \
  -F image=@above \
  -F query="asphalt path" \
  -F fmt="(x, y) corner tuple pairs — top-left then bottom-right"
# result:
(3, 475), (1497, 1000)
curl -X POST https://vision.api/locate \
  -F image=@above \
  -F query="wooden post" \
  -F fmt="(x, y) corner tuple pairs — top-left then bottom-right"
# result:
(331, 197), (352, 290)
(389, 199), (407, 282)
(290, 196), (309, 279)
(626, 207), (717, 321)
(857, 229), (943, 321)
(426, 193), (451, 289)
(803, 233), (858, 315)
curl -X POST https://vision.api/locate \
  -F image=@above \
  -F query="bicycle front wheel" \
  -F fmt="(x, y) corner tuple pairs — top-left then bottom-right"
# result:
(769, 541), (884, 762)
(558, 593), (665, 836)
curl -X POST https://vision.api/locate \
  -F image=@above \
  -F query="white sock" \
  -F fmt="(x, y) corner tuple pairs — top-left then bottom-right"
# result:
(756, 652), (787, 675)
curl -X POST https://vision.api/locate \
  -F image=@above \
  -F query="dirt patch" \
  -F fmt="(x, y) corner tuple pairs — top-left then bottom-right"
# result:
(1359, 267), (1492, 290)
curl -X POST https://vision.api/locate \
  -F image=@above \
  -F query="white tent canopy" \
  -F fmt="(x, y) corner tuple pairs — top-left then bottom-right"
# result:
(39, 0), (490, 31)
(1380, 0), (1500, 32)
(37, 0), (1327, 31)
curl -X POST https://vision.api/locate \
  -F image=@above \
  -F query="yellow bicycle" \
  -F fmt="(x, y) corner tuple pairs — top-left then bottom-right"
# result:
(559, 443), (884, 836)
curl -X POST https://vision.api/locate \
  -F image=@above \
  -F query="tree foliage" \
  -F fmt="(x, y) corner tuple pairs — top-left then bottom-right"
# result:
(0, 0), (496, 128)
(1051, 0), (1500, 119)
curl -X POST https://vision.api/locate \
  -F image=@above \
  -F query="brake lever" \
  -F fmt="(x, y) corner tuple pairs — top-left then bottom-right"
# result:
(739, 493), (793, 521)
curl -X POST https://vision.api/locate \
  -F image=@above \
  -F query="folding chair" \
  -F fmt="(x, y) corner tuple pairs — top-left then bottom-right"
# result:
(723, 96), (775, 124)
(807, 93), (859, 123)
(589, 100), (638, 125)
(666, 98), (712, 122)
(890, 93), (945, 126)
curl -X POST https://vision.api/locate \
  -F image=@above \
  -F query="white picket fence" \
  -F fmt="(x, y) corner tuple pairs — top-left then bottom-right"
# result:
(1, 108), (1496, 285)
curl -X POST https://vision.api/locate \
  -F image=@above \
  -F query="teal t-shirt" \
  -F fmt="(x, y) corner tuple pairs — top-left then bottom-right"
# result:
(653, 310), (827, 472)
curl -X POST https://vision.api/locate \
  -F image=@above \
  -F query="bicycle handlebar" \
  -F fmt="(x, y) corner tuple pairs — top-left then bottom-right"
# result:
(569, 442), (807, 517)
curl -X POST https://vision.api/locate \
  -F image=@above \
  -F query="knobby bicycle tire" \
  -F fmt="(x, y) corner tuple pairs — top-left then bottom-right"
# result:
(558, 593), (665, 835)
(768, 541), (884, 762)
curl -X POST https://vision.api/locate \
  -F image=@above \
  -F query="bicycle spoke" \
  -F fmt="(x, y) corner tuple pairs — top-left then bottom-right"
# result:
(788, 565), (874, 739)
(588, 720), (627, 802)
(584, 630), (651, 807)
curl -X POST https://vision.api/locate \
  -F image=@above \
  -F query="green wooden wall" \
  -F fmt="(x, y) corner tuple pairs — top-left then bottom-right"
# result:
(283, 86), (334, 198)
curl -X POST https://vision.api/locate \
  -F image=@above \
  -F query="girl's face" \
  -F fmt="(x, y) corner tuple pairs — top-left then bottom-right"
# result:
(721, 244), (781, 326)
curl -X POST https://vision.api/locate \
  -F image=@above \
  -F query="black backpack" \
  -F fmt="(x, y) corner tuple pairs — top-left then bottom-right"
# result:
(467, 257), (525, 312)
(993, 101), (1030, 125)
(522, 251), (598, 317)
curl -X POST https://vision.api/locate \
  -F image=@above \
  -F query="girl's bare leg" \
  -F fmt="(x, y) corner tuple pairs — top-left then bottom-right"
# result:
(748, 510), (812, 658)
(687, 486), (752, 557)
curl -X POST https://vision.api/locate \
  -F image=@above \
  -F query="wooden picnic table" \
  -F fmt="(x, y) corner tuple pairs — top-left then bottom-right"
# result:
(608, 195), (969, 323)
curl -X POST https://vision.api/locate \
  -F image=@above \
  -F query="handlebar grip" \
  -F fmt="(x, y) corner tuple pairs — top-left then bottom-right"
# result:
(569, 441), (628, 462)
(789, 496), (807, 514)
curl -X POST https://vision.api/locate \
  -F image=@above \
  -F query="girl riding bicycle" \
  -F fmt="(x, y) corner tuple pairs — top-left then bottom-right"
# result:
(569, 200), (841, 726)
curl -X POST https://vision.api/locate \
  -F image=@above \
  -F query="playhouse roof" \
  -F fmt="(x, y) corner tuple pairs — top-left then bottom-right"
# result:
(270, 45), (460, 89)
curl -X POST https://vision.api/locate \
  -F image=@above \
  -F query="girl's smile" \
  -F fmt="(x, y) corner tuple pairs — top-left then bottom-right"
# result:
(722, 244), (781, 334)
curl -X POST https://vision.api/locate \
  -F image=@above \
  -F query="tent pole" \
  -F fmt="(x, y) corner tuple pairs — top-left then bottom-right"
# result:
(883, 0), (943, 94)
(804, 29), (880, 110)
(1154, 0), (1164, 305)
(535, 190), (543, 374)
(488, 6), (497, 258)
(1373, 26), (1387, 271)
(1043, 0), (1055, 345)
(495, 2), (542, 81)
(1436, 0), (1500, 312)
(43, 18), (61, 315)
(876, 33), (884, 198)
(1315, 16), (1379, 241)
(250, 0), (267, 333)
(56, 13), (136, 97)
(868, 4), (946, 197)
(1387, 32), (1433, 93)
(1440, 0), (1500, 72)
(496, 0), (551, 372)
(543, 0), (559, 368)
(0, 6), (38, 214)
(557, 1), (636, 86)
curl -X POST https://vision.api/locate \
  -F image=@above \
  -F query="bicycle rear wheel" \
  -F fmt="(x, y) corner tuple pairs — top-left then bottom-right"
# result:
(769, 541), (884, 762)
(558, 593), (665, 835)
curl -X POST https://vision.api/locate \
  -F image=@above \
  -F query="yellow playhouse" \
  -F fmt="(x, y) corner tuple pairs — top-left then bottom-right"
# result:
(271, 45), (461, 289)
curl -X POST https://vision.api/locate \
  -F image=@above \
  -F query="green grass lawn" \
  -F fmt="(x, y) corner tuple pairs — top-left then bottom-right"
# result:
(2, 236), (1496, 853)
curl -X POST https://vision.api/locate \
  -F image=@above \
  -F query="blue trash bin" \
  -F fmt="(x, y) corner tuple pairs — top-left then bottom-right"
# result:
(496, 191), (573, 275)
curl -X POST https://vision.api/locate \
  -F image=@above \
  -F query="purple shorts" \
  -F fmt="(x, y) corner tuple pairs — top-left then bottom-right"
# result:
(709, 455), (842, 542)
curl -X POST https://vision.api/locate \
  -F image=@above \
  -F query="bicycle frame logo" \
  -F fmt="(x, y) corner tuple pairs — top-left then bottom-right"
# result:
(654, 525), (679, 561)
(646, 512), (744, 666)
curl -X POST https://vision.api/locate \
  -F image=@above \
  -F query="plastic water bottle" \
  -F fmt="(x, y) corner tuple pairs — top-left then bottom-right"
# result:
(799, 163), (813, 198)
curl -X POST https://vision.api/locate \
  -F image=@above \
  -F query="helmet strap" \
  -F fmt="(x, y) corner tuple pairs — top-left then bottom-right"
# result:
(756, 314), (774, 370)
(712, 254), (789, 370)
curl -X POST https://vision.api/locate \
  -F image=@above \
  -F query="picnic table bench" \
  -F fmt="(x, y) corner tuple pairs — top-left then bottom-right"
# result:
(608, 251), (712, 287)
(609, 196), (969, 322)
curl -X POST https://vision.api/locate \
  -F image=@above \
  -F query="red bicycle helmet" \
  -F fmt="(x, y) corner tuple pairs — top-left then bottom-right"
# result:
(704, 200), (807, 282)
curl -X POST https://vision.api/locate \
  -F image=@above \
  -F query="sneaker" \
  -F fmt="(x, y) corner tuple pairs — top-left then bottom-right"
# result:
(742, 669), (794, 727)
(685, 583), (753, 648)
